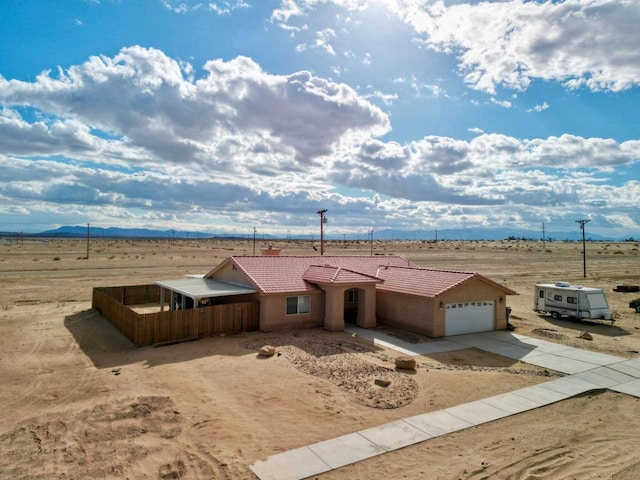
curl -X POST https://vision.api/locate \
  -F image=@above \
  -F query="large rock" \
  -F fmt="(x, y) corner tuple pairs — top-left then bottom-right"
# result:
(395, 356), (417, 370)
(258, 345), (277, 357)
(374, 379), (391, 387)
(579, 331), (593, 341)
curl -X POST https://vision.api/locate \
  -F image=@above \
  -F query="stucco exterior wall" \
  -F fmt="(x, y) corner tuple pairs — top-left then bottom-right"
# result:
(211, 261), (256, 288)
(376, 291), (437, 337)
(258, 292), (325, 331)
(436, 278), (509, 336)
(377, 278), (510, 338)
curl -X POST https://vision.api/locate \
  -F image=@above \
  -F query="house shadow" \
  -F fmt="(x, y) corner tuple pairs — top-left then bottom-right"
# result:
(538, 314), (631, 337)
(65, 310), (384, 370)
(65, 308), (265, 370)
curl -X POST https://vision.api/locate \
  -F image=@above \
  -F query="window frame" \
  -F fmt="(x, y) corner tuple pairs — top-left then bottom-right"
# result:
(346, 289), (358, 303)
(286, 295), (311, 315)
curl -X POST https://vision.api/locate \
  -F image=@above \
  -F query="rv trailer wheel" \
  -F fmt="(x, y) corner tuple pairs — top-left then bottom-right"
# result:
(635, 305), (640, 313)
(550, 311), (560, 320)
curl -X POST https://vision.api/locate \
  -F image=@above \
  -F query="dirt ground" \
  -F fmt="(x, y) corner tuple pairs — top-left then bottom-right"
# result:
(1, 237), (640, 479)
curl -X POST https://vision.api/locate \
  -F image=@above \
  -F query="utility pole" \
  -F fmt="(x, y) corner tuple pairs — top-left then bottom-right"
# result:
(369, 229), (374, 256)
(86, 223), (90, 259)
(542, 222), (546, 249)
(576, 219), (591, 278)
(253, 227), (257, 255)
(317, 209), (327, 255)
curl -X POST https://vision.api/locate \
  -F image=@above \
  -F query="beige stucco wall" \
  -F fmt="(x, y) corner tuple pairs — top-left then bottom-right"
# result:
(376, 291), (437, 337)
(435, 278), (509, 336)
(377, 278), (510, 338)
(210, 261), (255, 287)
(321, 283), (377, 331)
(258, 292), (325, 331)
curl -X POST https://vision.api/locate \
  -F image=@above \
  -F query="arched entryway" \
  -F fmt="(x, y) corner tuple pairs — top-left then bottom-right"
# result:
(343, 288), (360, 324)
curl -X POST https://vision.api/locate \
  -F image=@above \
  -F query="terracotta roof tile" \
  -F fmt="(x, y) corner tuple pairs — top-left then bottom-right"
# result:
(206, 256), (516, 297)
(302, 265), (383, 284)
(376, 265), (516, 298)
(208, 255), (413, 294)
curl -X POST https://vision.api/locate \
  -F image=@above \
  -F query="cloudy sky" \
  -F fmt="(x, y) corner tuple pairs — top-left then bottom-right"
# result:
(1, 0), (639, 238)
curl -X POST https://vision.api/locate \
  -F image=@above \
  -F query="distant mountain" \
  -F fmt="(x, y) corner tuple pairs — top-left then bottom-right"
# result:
(37, 226), (218, 239)
(28, 225), (627, 241)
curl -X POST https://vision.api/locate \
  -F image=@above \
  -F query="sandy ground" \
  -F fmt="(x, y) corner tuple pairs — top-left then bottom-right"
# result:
(1, 237), (640, 479)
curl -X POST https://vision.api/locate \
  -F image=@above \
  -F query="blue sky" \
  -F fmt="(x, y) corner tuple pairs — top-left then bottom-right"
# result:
(1, 0), (639, 238)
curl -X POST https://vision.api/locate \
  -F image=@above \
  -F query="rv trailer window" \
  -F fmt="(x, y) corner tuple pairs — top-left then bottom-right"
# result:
(539, 290), (544, 298)
(567, 296), (577, 304)
(554, 295), (563, 301)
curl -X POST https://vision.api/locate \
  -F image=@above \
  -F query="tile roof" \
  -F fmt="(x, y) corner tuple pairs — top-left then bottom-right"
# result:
(375, 265), (516, 298)
(205, 256), (516, 298)
(207, 255), (414, 294)
(302, 265), (383, 285)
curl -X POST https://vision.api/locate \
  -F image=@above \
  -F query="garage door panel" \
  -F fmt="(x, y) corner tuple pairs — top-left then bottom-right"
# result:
(445, 301), (495, 336)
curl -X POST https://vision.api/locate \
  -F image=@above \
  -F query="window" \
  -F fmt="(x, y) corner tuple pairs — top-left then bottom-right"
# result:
(286, 295), (310, 315)
(346, 289), (358, 303)
(554, 295), (563, 301)
(539, 290), (545, 299)
(567, 296), (577, 304)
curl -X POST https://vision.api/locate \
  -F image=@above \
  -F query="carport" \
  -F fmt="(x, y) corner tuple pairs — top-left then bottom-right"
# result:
(155, 277), (257, 311)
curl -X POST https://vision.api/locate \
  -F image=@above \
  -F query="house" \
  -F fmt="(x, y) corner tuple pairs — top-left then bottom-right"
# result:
(155, 255), (516, 337)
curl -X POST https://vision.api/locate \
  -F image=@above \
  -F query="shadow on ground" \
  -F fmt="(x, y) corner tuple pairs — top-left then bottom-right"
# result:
(65, 308), (261, 370)
(65, 309), (384, 370)
(539, 314), (631, 337)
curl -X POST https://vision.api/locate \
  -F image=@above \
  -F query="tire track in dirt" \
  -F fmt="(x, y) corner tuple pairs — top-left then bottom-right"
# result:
(467, 433), (640, 480)
(0, 304), (97, 427)
(0, 396), (231, 479)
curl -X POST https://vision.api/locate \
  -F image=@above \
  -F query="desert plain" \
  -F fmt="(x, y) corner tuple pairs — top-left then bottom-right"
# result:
(1, 237), (640, 479)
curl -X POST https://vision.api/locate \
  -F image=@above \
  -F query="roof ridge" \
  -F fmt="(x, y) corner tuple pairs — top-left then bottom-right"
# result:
(379, 264), (477, 275)
(331, 267), (342, 282)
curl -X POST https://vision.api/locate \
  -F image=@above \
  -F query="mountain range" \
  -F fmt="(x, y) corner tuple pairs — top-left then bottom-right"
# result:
(7, 225), (630, 242)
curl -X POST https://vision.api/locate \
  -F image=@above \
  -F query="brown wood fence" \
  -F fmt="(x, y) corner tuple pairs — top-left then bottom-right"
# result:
(92, 285), (259, 347)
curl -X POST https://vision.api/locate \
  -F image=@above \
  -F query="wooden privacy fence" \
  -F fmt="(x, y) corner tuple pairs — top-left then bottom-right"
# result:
(92, 285), (259, 347)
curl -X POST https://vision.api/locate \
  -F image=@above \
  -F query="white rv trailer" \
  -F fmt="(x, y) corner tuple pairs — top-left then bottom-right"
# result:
(534, 282), (613, 322)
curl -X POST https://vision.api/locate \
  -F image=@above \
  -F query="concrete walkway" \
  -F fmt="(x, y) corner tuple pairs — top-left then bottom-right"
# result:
(250, 328), (640, 480)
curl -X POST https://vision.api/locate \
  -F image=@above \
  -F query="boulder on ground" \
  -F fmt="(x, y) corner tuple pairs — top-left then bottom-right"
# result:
(374, 379), (391, 387)
(258, 345), (277, 357)
(579, 331), (593, 341)
(395, 356), (417, 370)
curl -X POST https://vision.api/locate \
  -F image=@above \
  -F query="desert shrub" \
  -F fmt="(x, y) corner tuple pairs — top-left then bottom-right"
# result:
(53, 256), (61, 261)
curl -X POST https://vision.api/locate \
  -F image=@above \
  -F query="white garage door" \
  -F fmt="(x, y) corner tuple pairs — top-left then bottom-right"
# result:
(444, 300), (495, 336)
